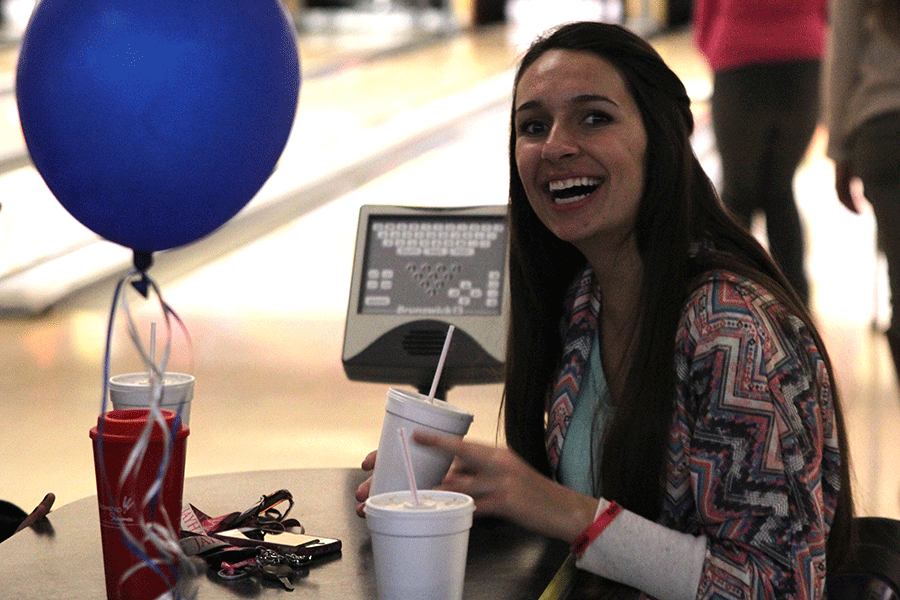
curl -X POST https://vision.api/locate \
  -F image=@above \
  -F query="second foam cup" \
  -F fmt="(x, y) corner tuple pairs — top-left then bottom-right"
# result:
(109, 372), (195, 426)
(370, 387), (474, 496)
(365, 490), (475, 600)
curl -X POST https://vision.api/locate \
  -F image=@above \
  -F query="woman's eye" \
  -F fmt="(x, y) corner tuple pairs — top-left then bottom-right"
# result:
(517, 119), (547, 136)
(584, 111), (612, 126)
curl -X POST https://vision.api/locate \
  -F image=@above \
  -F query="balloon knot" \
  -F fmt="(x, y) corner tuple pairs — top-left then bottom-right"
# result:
(131, 251), (154, 298)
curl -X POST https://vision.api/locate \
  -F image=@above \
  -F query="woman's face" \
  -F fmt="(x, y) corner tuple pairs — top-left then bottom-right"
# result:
(514, 49), (647, 254)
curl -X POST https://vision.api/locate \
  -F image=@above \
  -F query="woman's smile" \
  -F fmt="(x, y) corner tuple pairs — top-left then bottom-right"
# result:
(548, 176), (604, 206)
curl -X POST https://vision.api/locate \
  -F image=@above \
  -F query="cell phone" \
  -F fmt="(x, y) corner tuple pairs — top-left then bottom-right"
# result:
(212, 528), (341, 558)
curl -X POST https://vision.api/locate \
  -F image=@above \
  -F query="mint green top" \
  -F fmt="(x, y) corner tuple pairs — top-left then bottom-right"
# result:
(558, 332), (614, 498)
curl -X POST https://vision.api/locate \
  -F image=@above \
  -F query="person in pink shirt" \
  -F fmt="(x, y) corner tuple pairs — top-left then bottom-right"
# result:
(694, 0), (829, 307)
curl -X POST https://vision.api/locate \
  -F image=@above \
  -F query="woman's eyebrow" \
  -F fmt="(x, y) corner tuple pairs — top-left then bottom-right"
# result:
(572, 94), (618, 107)
(515, 94), (619, 114)
(514, 99), (540, 114)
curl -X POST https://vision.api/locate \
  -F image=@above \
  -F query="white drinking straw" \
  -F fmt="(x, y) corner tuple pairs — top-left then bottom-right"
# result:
(148, 322), (161, 410)
(398, 427), (420, 507)
(150, 322), (157, 366)
(427, 325), (455, 402)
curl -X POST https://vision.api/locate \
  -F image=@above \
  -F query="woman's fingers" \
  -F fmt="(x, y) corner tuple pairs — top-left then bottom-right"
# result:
(411, 429), (460, 450)
(355, 475), (373, 502)
(354, 449), (379, 517)
(15, 493), (55, 533)
(361, 449), (377, 472)
(411, 431), (600, 542)
(355, 478), (370, 517)
(412, 431), (519, 514)
(412, 430), (491, 468)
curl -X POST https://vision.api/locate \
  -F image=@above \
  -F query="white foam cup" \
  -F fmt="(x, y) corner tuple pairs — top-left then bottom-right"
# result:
(108, 372), (195, 426)
(365, 490), (475, 600)
(370, 388), (474, 496)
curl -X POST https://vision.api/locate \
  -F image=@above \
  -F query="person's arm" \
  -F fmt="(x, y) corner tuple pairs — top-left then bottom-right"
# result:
(671, 276), (839, 600)
(825, 0), (868, 214)
(824, 0), (866, 164)
(410, 431), (599, 543)
(354, 447), (595, 533)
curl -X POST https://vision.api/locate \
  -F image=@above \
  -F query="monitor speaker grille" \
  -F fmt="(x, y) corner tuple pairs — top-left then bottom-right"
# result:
(402, 328), (446, 356)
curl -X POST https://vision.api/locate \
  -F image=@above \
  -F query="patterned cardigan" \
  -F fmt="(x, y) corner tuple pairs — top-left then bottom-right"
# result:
(548, 266), (841, 599)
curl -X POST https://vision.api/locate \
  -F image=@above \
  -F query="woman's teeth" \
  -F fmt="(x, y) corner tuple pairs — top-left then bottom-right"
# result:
(549, 177), (601, 205)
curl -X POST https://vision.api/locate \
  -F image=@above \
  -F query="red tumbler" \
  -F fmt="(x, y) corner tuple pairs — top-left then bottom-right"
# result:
(90, 409), (189, 600)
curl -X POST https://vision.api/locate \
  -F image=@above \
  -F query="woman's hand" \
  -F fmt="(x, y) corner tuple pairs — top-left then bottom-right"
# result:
(355, 450), (377, 517)
(412, 431), (598, 544)
(835, 161), (861, 214)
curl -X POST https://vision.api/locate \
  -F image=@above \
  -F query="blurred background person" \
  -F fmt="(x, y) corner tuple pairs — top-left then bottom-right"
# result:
(693, 0), (829, 307)
(826, 0), (900, 381)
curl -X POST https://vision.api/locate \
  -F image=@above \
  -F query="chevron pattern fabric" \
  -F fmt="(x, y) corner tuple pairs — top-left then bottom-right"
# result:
(659, 272), (839, 600)
(546, 267), (841, 600)
(545, 265), (601, 479)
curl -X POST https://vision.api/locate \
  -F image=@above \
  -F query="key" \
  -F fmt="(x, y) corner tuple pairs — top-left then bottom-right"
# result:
(218, 557), (257, 580)
(261, 563), (294, 591)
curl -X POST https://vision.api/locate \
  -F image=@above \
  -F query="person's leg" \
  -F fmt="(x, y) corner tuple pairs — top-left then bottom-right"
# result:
(852, 111), (900, 380)
(757, 60), (821, 306)
(710, 67), (770, 230)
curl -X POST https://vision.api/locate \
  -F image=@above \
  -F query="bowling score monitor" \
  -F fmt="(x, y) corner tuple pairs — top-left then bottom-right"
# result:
(342, 204), (509, 396)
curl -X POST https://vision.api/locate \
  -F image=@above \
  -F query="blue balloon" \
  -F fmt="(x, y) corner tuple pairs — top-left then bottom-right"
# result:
(15, 0), (301, 253)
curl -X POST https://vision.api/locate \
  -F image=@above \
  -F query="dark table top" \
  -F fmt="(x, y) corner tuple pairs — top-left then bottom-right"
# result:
(0, 468), (569, 599)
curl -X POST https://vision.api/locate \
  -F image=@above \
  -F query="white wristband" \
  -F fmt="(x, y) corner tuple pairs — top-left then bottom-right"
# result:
(574, 502), (707, 600)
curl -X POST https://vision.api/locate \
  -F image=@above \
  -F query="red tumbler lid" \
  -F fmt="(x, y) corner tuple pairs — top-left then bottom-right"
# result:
(90, 409), (189, 441)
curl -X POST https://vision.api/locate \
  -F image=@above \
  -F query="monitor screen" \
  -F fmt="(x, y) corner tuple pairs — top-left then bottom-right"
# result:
(358, 215), (507, 317)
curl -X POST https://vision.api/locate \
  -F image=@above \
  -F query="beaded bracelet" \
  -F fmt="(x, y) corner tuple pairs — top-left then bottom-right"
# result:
(572, 500), (622, 557)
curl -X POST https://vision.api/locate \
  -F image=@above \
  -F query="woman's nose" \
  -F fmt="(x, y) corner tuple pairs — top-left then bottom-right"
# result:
(541, 125), (579, 162)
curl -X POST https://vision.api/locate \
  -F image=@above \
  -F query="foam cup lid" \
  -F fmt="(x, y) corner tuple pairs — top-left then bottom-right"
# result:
(385, 388), (474, 424)
(364, 490), (474, 518)
(109, 372), (194, 389)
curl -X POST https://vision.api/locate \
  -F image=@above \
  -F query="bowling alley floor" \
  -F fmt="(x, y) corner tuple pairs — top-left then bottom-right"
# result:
(1, 2), (899, 535)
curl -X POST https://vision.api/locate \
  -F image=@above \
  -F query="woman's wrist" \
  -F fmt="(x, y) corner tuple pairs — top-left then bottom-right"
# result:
(572, 499), (621, 556)
(502, 466), (603, 543)
(537, 483), (607, 544)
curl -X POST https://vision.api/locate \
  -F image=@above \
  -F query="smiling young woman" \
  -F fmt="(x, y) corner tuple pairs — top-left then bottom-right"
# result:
(357, 21), (855, 600)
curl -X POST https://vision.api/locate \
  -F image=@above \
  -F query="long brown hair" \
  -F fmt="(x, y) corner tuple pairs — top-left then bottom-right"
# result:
(874, 0), (900, 45)
(502, 21), (854, 570)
